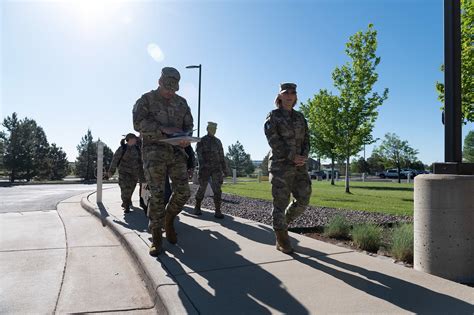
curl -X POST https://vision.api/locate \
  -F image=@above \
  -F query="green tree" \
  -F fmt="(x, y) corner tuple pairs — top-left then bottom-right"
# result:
(76, 130), (95, 180)
(0, 136), (5, 175)
(463, 130), (474, 162)
(436, 0), (474, 123)
(373, 133), (419, 183)
(226, 141), (254, 176)
(260, 152), (269, 176)
(367, 151), (385, 174)
(301, 90), (343, 185)
(351, 157), (370, 174)
(76, 130), (113, 181)
(49, 144), (70, 180)
(1, 113), (53, 182)
(332, 24), (389, 192)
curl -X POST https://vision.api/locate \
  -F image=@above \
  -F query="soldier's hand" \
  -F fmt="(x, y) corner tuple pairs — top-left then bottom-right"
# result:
(160, 127), (183, 135)
(179, 140), (191, 148)
(294, 155), (307, 167)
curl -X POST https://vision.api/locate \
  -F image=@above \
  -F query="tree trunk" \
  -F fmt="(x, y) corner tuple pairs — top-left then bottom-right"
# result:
(345, 156), (350, 193)
(331, 156), (335, 186)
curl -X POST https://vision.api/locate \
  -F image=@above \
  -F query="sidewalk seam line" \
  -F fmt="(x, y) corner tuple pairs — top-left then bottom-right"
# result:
(53, 207), (69, 314)
(0, 247), (66, 253)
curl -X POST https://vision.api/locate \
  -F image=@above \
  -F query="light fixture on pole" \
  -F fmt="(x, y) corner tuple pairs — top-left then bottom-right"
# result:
(186, 64), (202, 137)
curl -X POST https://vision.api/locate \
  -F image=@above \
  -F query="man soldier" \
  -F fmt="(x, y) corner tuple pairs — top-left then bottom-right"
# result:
(194, 121), (226, 219)
(133, 67), (193, 256)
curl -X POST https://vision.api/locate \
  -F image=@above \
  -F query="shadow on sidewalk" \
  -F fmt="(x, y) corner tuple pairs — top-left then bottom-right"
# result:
(159, 221), (310, 314)
(292, 245), (474, 314)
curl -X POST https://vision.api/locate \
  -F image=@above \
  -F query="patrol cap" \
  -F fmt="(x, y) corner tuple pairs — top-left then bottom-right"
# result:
(160, 67), (181, 91)
(125, 133), (137, 141)
(207, 121), (217, 129)
(279, 82), (297, 94)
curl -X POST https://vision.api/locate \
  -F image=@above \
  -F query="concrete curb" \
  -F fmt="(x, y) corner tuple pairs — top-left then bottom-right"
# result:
(80, 193), (198, 315)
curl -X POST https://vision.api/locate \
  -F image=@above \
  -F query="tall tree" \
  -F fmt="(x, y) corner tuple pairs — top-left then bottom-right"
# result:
(75, 130), (113, 181)
(373, 133), (419, 183)
(366, 151), (386, 175)
(463, 130), (474, 162)
(301, 90), (343, 185)
(436, 0), (474, 123)
(226, 141), (254, 176)
(76, 130), (96, 180)
(332, 24), (388, 192)
(1, 113), (53, 182)
(49, 144), (70, 180)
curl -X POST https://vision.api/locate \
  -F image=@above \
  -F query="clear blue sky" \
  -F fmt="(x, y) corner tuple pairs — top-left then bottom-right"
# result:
(1, 0), (472, 164)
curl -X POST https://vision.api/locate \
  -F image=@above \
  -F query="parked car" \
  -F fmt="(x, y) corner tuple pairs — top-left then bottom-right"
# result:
(309, 170), (326, 180)
(379, 169), (417, 179)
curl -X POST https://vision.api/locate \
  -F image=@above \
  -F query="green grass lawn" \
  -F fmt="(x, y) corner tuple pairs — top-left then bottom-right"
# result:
(222, 180), (414, 216)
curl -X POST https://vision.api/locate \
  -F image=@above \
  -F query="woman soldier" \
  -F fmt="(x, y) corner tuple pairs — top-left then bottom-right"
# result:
(264, 83), (312, 254)
(108, 133), (145, 213)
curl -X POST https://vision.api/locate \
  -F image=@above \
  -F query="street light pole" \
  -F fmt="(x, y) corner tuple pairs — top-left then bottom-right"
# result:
(186, 64), (202, 137)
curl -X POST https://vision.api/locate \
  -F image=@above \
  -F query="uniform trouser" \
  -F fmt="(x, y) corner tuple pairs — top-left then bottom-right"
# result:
(143, 153), (190, 230)
(119, 171), (139, 207)
(270, 166), (312, 230)
(195, 169), (223, 208)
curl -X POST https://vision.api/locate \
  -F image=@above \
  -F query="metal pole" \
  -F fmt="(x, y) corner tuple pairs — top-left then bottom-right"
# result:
(444, 0), (462, 163)
(97, 141), (104, 203)
(198, 64), (202, 137)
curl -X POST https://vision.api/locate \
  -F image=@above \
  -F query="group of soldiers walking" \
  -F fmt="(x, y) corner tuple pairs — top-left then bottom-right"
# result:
(108, 66), (311, 256)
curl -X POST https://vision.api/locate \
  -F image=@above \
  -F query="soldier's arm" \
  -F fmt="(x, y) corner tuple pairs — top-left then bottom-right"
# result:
(185, 145), (196, 170)
(108, 147), (122, 175)
(133, 95), (163, 136)
(218, 140), (226, 171)
(196, 141), (204, 167)
(264, 113), (294, 162)
(301, 117), (310, 157)
(182, 102), (194, 133)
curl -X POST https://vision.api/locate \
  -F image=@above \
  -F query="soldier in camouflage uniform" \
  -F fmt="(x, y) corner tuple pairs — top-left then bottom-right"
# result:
(108, 133), (145, 213)
(194, 121), (226, 219)
(264, 83), (311, 254)
(133, 67), (193, 256)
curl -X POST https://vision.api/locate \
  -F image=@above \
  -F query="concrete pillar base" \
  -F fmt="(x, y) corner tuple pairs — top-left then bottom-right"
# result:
(414, 174), (474, 283)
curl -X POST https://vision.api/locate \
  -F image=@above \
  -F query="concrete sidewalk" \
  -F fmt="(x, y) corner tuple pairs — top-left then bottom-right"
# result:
(82, 186), (474, 314)
(1, 192), (156, 314)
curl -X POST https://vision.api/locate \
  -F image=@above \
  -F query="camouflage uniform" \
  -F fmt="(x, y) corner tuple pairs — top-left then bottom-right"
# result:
(133, 86), (193, 231)
(109, 143), (144, 209)
(264, 84), (311, 232)
(195, 133), (226, 210)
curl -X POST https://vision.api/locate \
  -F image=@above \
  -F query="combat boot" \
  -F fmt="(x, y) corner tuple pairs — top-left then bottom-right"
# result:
(214, 200), (224, 219)
(122, 201), (131, 213)
(164, 213), (178, 244)
(275, 230), (293, 254)
(149, 228), (162, 257)
(194, 199), (203, 215)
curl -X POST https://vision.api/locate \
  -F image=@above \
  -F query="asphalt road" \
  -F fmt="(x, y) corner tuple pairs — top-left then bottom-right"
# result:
(0, 184), (116, 213)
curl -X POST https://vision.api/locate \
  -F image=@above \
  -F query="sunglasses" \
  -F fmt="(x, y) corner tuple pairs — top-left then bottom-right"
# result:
(282, 90), (297, 95)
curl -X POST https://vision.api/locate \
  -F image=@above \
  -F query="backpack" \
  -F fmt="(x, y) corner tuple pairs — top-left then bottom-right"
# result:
(117, 138), (142, 167)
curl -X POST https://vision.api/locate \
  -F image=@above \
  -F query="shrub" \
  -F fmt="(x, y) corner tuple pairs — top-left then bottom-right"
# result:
(391, 223), (414, 263)
(352, 224), (382, 252)
(324, 215), (351, 239)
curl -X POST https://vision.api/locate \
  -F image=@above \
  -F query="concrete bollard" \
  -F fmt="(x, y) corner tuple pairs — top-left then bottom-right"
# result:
(362, 172), (366, 182)
(96, 141), (104, 203)
(414, 174), (474, 283)
(232, 169), (237, 184)
(407, 173), (411, 183)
